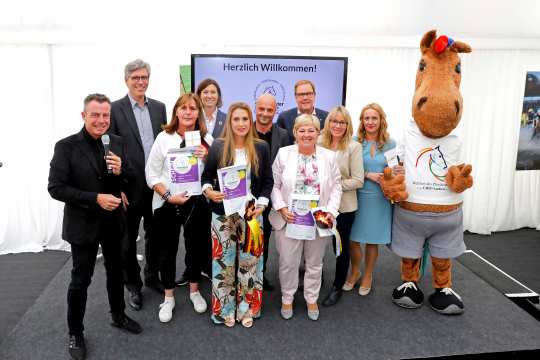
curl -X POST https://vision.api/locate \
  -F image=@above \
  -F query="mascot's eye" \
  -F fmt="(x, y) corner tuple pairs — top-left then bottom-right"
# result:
(418, 60), (426, 71)
(455, 63), (461, 74)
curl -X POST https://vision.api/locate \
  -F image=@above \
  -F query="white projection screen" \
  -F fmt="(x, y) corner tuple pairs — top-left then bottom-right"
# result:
(191, 54), (348, 119)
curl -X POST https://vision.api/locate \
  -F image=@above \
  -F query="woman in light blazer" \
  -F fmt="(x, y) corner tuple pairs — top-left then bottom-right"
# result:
(271, 114), (342, 321)
(318, 106), (364, 307)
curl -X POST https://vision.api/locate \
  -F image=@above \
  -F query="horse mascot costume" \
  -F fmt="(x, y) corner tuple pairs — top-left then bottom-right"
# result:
(381, 30), (473, 315)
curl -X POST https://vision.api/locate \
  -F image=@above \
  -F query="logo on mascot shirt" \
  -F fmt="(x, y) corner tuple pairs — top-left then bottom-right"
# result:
(415, 145), (448, 182)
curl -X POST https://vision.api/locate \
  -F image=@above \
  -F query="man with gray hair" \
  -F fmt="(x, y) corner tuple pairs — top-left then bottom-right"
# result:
(110, 59), (167, 310)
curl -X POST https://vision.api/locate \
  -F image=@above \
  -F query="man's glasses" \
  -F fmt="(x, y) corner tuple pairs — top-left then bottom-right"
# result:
(295, 91), (315, 98)
(130, 75), (149, 82)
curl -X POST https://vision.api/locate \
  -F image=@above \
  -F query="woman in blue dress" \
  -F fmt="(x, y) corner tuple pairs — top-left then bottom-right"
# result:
(345, 103), (397, 296)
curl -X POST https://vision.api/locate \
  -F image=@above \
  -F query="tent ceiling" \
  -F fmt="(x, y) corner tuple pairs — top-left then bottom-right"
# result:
(1, 0), (540, 48)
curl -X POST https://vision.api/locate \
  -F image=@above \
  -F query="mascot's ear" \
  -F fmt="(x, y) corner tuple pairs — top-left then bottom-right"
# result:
(420, 29), (437, 53)
(451, 41), (472, 53)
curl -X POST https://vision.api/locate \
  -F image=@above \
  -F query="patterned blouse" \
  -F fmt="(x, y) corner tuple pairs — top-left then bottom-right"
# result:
(294, 153), (320, 195)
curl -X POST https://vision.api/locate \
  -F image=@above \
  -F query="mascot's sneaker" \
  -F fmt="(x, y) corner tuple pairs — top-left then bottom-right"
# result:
(429, 288), (464, 315)
(392, 281), (424, 309)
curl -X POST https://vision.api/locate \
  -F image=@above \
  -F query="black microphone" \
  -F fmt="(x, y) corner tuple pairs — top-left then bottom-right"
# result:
(101, 134), (113, 174)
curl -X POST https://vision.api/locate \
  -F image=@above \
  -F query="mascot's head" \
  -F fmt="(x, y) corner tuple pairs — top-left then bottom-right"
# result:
(413, 30), (472, 138)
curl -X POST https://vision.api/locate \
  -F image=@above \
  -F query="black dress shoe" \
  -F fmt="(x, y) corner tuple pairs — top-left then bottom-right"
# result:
(175, 273), (189, 287)
(111, 313), (142, 334)
(68, 334), (86, 360)
(145, 280), (165, 294)
(322, 286), (343, 307)
(263, 277), (275, 291)
(127, 289), (142, 311)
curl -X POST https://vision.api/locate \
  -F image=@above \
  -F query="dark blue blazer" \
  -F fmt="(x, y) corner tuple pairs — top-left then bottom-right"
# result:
(276, 107), (328, 143)
(109, 95), (166, 205)
(211, 110), (227, 139)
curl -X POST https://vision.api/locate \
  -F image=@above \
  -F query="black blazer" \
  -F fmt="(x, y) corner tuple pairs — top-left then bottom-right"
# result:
(276, 107), (329, 144)
(269, 125), (292, 163)
(201, 139), (274, 215)
(48, 130), (133, 245)
(212, 110), (227, 139)
(109, 95), (167, 205)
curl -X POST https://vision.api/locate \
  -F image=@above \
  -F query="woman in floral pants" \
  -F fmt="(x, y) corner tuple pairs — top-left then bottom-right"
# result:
(201, 102), (273, 327)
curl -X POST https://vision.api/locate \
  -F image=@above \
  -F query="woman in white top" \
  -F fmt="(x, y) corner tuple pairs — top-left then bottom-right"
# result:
(201, 102), (273, 328)
(145, 93), (211, 323)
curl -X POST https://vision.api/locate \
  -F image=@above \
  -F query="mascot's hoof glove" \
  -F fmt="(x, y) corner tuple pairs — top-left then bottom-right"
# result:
(392, 282), (424, 309)
(428, 288), (464, 315)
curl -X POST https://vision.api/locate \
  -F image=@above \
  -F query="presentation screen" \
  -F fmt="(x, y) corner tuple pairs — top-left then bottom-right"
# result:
(191, 54), (348, 120)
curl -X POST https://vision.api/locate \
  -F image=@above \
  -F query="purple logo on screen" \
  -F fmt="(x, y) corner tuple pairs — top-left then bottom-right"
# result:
(254, 79), (286, 115)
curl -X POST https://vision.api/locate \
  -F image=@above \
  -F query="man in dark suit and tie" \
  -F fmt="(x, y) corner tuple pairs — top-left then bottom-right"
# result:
(277, 79), (328, 144)
(255, 93), (291, 291)
(48, 94), (142, 360)
(109, 59), (167, 309)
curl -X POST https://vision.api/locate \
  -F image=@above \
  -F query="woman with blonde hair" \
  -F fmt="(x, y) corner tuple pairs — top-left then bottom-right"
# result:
(201, 102), (273, 328)
(345, 103), (397, 296)
(318, 106), (364, 306)
(271, 114), (342, 320)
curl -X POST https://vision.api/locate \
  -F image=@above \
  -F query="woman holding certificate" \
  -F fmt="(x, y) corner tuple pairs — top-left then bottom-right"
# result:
(145, 93), (211, 323)
(201, 102), (273, 328)
(271, 114), (342, 321)
(345, 103), (398, 296)
(318, 106), (364, 307)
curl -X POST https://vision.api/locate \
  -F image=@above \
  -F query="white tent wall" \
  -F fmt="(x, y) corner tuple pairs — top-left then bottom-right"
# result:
(1, 0), (540, 253)
(1, 42), (539, 254)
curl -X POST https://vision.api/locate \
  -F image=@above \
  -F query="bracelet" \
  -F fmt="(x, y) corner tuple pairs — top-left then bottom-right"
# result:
(161, 191), (171, 202)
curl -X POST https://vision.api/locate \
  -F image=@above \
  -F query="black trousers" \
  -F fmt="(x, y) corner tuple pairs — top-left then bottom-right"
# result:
(68, 220), (125, 336)
(152, 197), (210, 290)
(123, 189), (159, 290)
(262, 205), (272, 274)
(332, 211), (355, 289)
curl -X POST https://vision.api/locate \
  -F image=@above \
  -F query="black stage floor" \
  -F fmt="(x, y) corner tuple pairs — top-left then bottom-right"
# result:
(1, 234), (540, 359)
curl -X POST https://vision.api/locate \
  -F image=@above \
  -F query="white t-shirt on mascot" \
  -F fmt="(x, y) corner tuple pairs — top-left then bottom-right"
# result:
(397, 120), (463, 205)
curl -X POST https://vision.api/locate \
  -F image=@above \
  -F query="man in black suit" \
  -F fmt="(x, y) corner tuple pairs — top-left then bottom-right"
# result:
(109, 59), (167, 309)
(276, 79), (328, 144)
(48, 94), (142, 360)
(254, 93), (291, 291)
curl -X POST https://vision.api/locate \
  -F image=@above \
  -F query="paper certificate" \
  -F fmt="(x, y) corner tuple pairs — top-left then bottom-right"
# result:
(217, 164), (248, 216)
(384, 148), (399, 168)
(167, 147), (202, 196)
(286, 194), (319, 240)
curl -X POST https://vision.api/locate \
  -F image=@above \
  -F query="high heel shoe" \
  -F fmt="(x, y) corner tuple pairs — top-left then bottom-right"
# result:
(358, 277), (373, 296)
(342, 272), (362, 291)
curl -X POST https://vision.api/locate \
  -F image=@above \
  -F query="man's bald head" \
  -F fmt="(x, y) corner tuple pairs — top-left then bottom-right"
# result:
(255, 93), (277, 128)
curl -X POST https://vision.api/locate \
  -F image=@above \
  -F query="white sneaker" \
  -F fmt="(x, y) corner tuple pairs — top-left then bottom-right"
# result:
(159, 297), (175, 323)
(189, 291), (208, 314)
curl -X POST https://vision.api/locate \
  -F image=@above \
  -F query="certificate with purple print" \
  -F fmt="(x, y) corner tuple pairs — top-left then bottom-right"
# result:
(217, 164), (248, 216)
(167, 147), (202, 196)
(286, 194), (319, 240)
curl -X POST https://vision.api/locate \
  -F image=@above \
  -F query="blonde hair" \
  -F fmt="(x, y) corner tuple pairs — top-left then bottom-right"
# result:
(320, 106), (353, 151)
(357, 103), (390, 150)
(293, 114), (320, 136)
(220, 102), (262, 176)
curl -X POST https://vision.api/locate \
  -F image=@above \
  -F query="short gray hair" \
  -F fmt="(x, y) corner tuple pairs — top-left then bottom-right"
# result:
(124, 59), (151, 80)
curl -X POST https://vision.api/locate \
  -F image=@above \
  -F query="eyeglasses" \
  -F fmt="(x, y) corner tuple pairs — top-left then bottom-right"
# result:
(295, 91), (315, 98)
(129, 75), (149, 82)
(330, 120), (347, 127)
